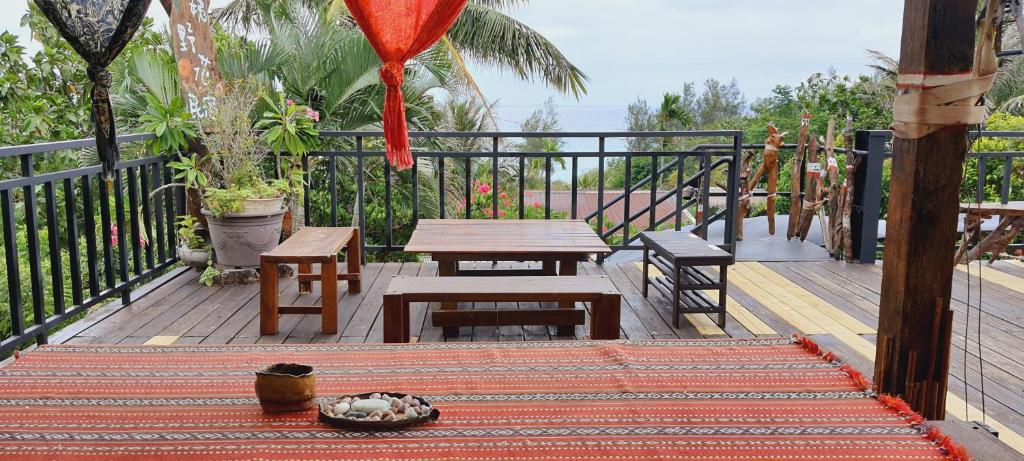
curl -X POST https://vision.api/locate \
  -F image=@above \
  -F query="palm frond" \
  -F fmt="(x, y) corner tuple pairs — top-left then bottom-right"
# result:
(446, 3), (588, 98)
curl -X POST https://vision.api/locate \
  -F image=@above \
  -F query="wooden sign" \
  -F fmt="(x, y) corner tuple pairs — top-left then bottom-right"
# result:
(169, 0), (219, 120)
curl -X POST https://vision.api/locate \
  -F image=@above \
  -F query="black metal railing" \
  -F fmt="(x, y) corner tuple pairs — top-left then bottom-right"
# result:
(303, 131), (744, 260)
(850, 130), (1024, 263)
(0, 135), (183, 355)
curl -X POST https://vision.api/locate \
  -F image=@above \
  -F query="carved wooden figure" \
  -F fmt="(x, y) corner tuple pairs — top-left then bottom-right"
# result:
(747, 124), (787, 235)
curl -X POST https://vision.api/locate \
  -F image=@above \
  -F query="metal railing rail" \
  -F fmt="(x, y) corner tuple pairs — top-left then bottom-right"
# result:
(0, 134), (183, 355)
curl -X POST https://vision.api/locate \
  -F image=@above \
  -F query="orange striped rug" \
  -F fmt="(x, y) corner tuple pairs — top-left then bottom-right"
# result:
(0, 337), (967, 460)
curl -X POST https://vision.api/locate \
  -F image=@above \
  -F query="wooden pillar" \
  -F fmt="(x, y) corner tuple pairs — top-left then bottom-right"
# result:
(873, 0), (977, 420)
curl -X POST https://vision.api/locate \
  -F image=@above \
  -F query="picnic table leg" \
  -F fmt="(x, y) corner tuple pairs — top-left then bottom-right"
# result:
(383, 293), (407, 343)
(347, 229), (362, 293)
(556, 256), (578, 336)
(259, 259), (279, 335)
(437, 258), (459, 338)
(590, 294), (621, 340)
(321, 255), (338, 335)
(298, 263), (313, 294)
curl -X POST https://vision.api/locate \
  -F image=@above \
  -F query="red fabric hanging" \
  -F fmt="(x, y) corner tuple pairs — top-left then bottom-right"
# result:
(345, 0), (469, 170)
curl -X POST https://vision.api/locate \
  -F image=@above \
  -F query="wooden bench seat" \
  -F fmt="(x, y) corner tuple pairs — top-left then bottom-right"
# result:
(640, 230), (734, 328)
(382, 275), (621, 342)
(260, 227), (361, 335)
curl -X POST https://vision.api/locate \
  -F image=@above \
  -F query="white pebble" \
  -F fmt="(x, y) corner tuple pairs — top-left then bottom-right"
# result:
(333, 402), (350, 415)
(405, 407), (418, 419)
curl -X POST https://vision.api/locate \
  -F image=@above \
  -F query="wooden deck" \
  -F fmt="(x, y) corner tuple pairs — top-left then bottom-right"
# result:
(49, 257), (1024, 454)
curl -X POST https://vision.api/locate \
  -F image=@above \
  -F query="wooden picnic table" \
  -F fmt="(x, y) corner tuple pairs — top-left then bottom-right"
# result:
(955, 202), (1024, 264)
(405, 219), (612, 336)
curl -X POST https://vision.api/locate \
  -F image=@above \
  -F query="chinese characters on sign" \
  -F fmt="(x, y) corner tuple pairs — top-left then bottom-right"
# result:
(170, 0), (219, 120)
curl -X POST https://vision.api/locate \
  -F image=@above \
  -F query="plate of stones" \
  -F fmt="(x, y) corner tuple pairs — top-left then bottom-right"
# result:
(318, 392), (440, 431)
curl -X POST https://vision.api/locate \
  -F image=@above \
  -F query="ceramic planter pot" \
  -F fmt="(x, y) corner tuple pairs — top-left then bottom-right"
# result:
(255, 363), (316, 413)
(203, 206), (286, 269)
(176, 244), (210, 272)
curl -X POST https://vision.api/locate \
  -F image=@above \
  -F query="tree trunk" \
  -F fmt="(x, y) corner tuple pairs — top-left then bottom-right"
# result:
(787, 111), (811, 240)
(874, 0), (981, 420)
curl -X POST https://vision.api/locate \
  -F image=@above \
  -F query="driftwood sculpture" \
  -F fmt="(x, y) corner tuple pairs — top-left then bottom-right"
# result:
(830, 115), (856, 260)
(787, 112), (811, 239)
(747, 124), (787, 235)
(823, 119), (841, 252)
(736, 150), (756, 241)
(796, 134), (822, 241)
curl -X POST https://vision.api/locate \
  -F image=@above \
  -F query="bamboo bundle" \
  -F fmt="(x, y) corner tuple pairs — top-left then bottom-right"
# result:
(786, 112), (811, 240)
(747, 124), (787, 235)
(736, 150), (756, 241)
(796, 134), (822, 241)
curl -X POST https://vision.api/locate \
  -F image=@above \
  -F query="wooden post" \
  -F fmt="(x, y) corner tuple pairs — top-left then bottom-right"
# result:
(873, 0), (977, 420)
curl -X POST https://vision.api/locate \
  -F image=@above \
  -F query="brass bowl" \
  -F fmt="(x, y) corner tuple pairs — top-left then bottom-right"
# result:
(255, 363), (316, 413)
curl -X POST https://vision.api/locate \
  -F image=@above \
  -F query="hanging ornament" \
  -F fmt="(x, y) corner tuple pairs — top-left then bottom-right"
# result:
(344, 0), (469, 169)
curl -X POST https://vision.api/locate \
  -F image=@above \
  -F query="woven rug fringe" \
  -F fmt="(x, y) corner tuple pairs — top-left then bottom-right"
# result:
(791, 334), (971, 461)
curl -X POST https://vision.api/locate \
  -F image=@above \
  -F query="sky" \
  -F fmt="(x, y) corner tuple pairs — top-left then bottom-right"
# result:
(1, 0), (905, 132)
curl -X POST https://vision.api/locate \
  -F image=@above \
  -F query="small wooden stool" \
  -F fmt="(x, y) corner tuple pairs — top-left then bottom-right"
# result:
(260, 227), (361, 335)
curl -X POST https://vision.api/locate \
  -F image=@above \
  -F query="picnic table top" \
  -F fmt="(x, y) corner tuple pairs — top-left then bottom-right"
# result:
(640, 230), (734, 265)
(262, 227), (356, 263)
(960, 201), (1024, 217)
(404, 219), (612, 255)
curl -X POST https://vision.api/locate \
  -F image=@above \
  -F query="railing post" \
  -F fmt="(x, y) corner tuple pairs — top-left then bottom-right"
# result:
(852, 130), (886, 264)
(723, 133), (743, 254)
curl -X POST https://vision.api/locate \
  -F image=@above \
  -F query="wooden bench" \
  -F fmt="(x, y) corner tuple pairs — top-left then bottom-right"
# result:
(640, 230), (734, 328)
(382, 275), (621, 343)
(260, 227), (361, 335)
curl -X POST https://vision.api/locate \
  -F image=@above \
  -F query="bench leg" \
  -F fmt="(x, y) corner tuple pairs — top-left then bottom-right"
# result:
(298, 263), (313, 294)
(556, 257), (578, 337)
(259, 260), (279, 335)
(642, 247), (649, 298)
(590, 294), (621, 340)
(717, 265), (727, 328)
(321, 256), (338, 335)
(347, 228), (362, 293)
(437, 259), (459, 338)
(672, 263), (681, 328)
(383, 294), (408, 343)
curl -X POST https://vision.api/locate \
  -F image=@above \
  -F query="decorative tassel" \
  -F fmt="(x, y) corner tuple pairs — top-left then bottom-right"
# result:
(380, 62), (413, 170)
(792, 334), (971, 461)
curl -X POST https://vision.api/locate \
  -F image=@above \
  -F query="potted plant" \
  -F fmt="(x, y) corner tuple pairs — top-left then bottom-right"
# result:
(256, 95), (320, 237)
(169, 81), (300, 269)
(175, 215), (210, 271)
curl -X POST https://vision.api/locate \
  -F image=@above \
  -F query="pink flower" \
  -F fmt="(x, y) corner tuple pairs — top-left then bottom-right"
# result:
(499, 191), (508, 199)
(498, 210), (506, 217)
(502, 200), (510, 207)
(533, 202), (542, 209)
(478, 183), (491, 194)
(139, 234), (148, 248)
(286, 99), (294, 106)
(110, 224), (119, 246)
(305, 108), (320, 122)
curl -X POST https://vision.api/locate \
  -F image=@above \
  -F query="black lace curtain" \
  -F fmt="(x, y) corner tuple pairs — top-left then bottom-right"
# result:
(33, 0), (152, 181)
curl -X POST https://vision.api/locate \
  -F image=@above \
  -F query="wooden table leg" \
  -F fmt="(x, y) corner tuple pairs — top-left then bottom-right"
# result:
(556, 256), (578, 336)
(383, 293), (407, 343)
(321, 255), (338, 335)
(590, 294), (621, 340)
(347, 229), (362, 293)
(437, 257), (459, 338)
(298, 263), (313, 293)
(259, 259), (279, 335)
